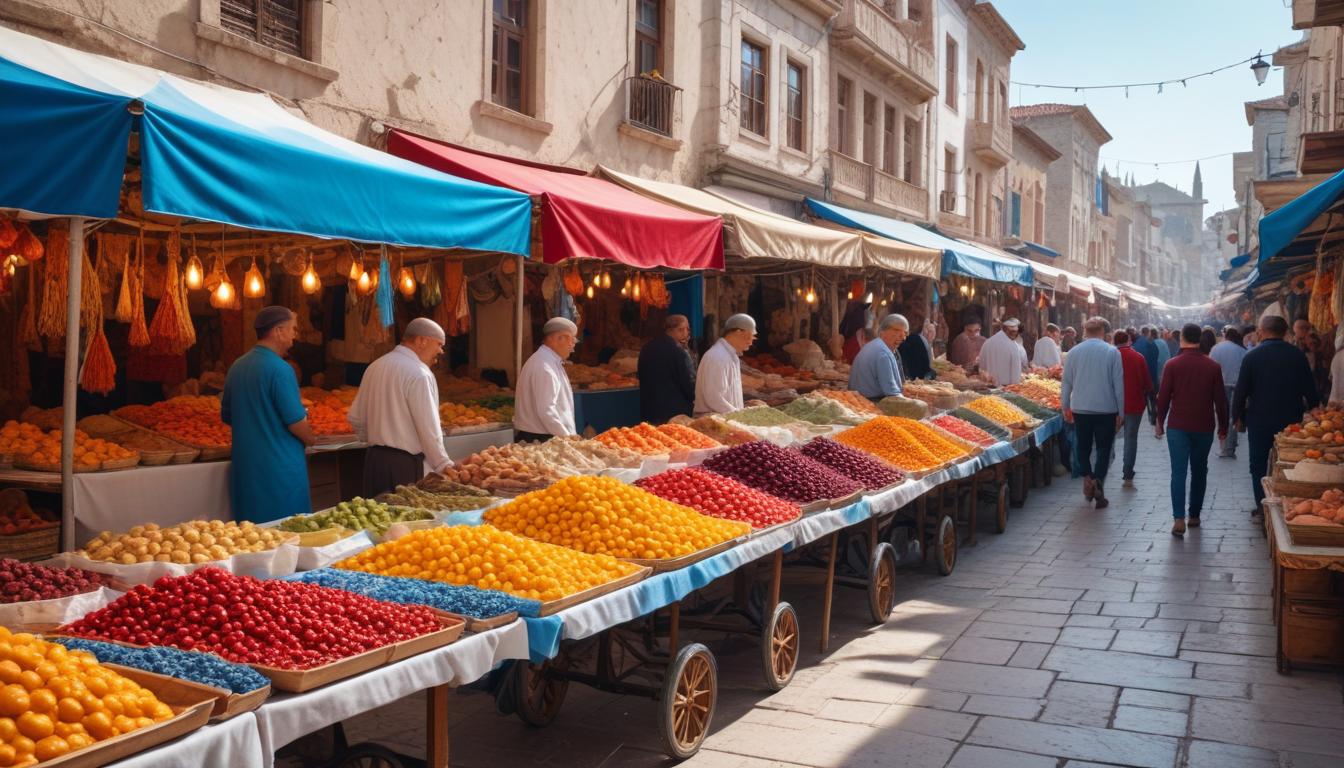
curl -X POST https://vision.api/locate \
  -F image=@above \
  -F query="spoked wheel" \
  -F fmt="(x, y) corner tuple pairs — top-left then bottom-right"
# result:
(331, 744), (405, 768)
(513, 659), (569, 727)
(761, 602), (799, 691)
(659, 643), (717, 760)
(936, 514), (957, 575)
(867, 542), (897, 623)
(995, 482), (1009, 533)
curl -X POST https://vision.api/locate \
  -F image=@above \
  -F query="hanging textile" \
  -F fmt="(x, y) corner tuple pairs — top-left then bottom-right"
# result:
(435, 259), (470, 337)
(375, 251), (394, 328)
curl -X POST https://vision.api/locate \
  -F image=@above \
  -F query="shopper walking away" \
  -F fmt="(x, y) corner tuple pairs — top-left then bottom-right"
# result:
(1233, 315), (1319, 516)
(1209, 326), (1247, 458)
(1199, 327), (1217, 356)
(1061, 318), (1125, 508)
(1156, 324), (1229, 537)
(1113, 330), (1153, 489)
(1133, 327), (1160, 425)
(1163, 327), (1179, 358)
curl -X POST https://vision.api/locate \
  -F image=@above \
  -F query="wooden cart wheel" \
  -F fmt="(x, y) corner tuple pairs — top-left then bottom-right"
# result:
(659, 643), (717, 760)
(868, 542), (897, 623)
(331, 744), (405, 768)
(514, 659), (569, 728)
(936, 514), (957, 576)
(761, 602), (799, 691)
(995, 482), (1009, 534)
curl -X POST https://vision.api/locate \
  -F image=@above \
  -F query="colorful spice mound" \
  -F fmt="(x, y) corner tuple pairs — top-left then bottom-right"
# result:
(64, 568), (440, 670)
(963, 396), (1031, 427)
(701, 440), (862, 503)
(834, 418), (942, 472)
(53, 637), (270, 694)
(655, 422), (722, 449)
(1003, 380), (1061, 410)
(636, 468), (800, 529)
(80, 520), (293, 565)
(596, 423), (717, 455)
(949, 407), (1012, 441)
(796, 438), (904, 489)
(777, 395), (867, 426)
(0, 559), (110, 604)
(930, 415), (999, 447)
(484, 476), (747, 559)
(886, 418), (972, 462)
(724, 406), (803, 428)
(817, 390), (883, 415)
(338, 524), (640, 602)
(291, 568), (541, 619)
(0, 628), (175, 763)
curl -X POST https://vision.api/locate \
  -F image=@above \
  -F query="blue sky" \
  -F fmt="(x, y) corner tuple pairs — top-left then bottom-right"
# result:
(993, 0), (1300, 216)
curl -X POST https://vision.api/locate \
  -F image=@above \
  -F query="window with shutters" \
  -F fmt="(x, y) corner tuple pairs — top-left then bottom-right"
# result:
(835, 76), (853, 155)
(862, 92), (877, 166)
(786, 60), (806, 152)
(635, 0), (663, 75)
(1010, 191), (1022, 237)
(881, 106), (897, 174)
(944, 35), (958, 111)
(902, 116), (921, 183)
(219, 0), (304, 58)
(740, 39), (768, 137)
(492, 0), (530, 114)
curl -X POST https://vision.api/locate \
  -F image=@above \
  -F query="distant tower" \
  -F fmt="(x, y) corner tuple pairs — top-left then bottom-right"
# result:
(1192, 162), (1203, 201)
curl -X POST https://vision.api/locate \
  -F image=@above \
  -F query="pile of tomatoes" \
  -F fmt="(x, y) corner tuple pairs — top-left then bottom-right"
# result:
(636, 468), (800, 529)
(62, 568), (441, 670)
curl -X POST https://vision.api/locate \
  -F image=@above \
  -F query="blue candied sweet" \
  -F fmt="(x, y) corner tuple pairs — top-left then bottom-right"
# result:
(54, 637), (269, 694)
(288, 568), (540, 619)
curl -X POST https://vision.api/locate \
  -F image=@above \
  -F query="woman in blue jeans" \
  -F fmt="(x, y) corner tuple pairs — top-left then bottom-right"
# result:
(1155, 324), (1230, 537)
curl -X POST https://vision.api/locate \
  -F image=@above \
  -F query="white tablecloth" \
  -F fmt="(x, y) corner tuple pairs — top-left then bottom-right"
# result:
(72, 462), (233, 542)
(443, 427), (514, 462)
(106, 711), (263, 768)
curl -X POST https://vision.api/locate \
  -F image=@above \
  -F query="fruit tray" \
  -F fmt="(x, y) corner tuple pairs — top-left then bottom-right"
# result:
(799, 498), (833, 515)
(827, 490), (865, 510)
(107, 664), (269, 722)
(39, 665), (215, 768)
(537, 566), (652, 616)
(0, 525), (60, 562)
(623, 535), (746, 574)
(386, 612), (466, 663)
(462, 611), (519, 632)
(92, 416), (201, 465)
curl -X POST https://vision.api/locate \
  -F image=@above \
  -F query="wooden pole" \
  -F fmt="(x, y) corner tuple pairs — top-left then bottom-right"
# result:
(514, 254), (524, 384)
(426, 683), (449, 768)
(61, 217), (86, 552)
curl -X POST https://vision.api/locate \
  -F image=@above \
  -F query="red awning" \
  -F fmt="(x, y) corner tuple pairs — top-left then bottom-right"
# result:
(386, 130), (724, 270)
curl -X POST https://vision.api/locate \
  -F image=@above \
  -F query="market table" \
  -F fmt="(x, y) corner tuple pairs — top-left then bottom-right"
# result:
(1264, 501), (1344, 672)
(105, 710), (264, 768)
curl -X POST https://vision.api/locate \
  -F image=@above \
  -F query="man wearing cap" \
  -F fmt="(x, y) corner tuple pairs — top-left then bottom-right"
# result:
(977, 318), (1029, 386)
(348, 318), (455, 496)
(221, 306), (316, 523)
(514, 317), (579, 441)
(638, 314), (697, 423)
(852, 314), (909, 400)
(694, 314), (755, 415)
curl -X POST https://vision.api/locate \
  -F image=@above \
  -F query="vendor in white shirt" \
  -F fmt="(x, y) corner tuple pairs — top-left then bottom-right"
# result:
(978, 317), (1029, 386)
(514, 317), (579, 442)
(348, 317), (454, 497)
(1033, 323), (1063, 368)
(694, 313), (756, 415)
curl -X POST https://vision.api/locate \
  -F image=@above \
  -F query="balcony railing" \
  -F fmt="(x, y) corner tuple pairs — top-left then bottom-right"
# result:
(827, 149), (929, 221)
(968, 118), (1012, 167)
(831, 0), (937, 100)
(624, 74), (680, 138)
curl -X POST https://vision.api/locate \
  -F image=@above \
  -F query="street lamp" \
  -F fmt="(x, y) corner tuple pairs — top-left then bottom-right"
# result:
(1251, 55), (1270, 86)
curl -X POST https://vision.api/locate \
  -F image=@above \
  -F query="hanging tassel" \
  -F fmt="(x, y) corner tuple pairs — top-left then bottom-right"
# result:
(375, 248), (394, 328)
(19, 265), (39, 349)
(129, 230), (151, 347)
(80, 328), (117, 395)
(114, 235), (133, 323)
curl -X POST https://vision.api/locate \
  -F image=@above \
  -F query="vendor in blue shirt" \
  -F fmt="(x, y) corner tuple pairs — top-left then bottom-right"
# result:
(848, 314), (910, 400)
(221, 306), (316, 523)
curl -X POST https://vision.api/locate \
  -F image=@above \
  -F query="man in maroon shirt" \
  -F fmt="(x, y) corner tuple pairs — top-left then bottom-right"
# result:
(1114, 330), (1153, 489)
(1157, 323), (1229, 537)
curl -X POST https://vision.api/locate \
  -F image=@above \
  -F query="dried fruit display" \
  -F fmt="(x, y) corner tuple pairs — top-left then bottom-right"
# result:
(776, 394), (868, 426)
(654, 422), (721, 449)
(1003, 381), (1062, 411)
(672, 415), (759, 446)
(949, 407), (1013, 441)
(795, 437), (904, 489)
(596, 423), (718, 455)
(816, 389), (883, 416)
(439, 400), (503, 429)
(520, 436), (644, 474)
(115, 396), (231, 449)
(64, 568), (440, 670)
(416, 473), (495, 497)
(485, 476), (748, 559)
(338, 524), (640, 601)
(376, 484), (498, 512)
(300, 386), (357, 436)
(0, 559), (109, 604)
(834, 418), (942, 472)
(930, 414), (999, 447)
(636, 468), (800, 529)
(963, 396), (1032, 428)
(701, 440), (862, 503)
(79, 520), (292, 565)
(0, 421), (137, 471)
(0, 628), (175, 763)
(724, 406), (805, 428)
(279, 498), (433, 537)
(876, 396), (930, 420)
(886, 418), (972, 462)
(443, 444), (561, 493)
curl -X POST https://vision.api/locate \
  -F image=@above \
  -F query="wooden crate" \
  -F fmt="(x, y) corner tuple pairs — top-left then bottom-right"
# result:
(1282, 597), (1344, 668)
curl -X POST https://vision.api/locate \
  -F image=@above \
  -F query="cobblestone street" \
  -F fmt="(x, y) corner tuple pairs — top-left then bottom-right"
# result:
(336, 428), (1344, 768)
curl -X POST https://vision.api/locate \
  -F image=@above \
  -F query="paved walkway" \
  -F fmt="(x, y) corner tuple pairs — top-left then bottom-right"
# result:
(333, 428), (1344, 767)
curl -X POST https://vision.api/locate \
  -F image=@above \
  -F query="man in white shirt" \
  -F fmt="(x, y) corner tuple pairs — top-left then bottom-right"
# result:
(694, 314), (756, 415)
(978, 317), (1029, 386)
(514, 317), (579, 442)
(348, 317), (454, 497)
(1033, 323), (1063, 368)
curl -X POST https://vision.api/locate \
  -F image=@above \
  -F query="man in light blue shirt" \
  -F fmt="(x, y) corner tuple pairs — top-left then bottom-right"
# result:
(1209, 326), (1248, 458)
(849, 314), (909, 400)
(1061, 317), (1125, 508)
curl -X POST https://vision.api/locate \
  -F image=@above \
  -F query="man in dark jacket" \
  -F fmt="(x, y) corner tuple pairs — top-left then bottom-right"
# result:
(899, 316), (935, 380)
(637, 314), (697, 423)
(1156, 324), (1228, 537)
(1233, 315), (1320, 515)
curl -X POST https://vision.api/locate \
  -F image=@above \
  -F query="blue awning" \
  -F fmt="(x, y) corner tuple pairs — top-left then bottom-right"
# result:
(804, 198), (1033, 287)
(1258, 166), (1344, 265)
(0, 26), (532, 254)
(1022, 241), (1060, 259)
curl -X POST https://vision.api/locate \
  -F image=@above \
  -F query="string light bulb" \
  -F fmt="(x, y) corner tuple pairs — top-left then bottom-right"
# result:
(632, 277), (641, 300)
(805, 287), (816, 304)
(621, 277), (630, 297)
(356, 268), (373, 295)
(592, 273), (601, 288)
(397, 266), (417, 298)
(210, 274), (236, 309)
(184, 244), (204, 290)
(243, 258), (265, 299)
(301, 256), (321, 294)
(601, 271), (612, 289)
(586, 285), (595, 299)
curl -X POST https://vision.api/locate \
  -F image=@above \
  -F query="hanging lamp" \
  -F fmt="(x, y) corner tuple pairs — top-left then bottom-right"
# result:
(184, 235), (204, 290)
(301, 253), (321, 295)
(243, 255), (266, 298)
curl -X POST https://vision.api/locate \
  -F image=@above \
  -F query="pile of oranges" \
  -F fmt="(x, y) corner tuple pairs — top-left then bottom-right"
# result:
(0, 627), (174, 765)
(300, 387), (356, 436)
(0, 422), (137, 472)
(963, 396), (1031, 428)
(483, 475), (748, 560)
(596, 423), (720, 455)
(835, 418), (942, 472)
(883, 418), (972, 463)
(336, 524), (640, 601)
(115, 397), (230, 449)
(438, 401), (501, 429)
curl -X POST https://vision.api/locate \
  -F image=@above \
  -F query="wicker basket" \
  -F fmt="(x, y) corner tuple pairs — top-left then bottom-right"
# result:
(0, 526), (60, 561)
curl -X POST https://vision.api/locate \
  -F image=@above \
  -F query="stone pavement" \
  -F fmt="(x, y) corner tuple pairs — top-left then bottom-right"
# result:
(332, 428), (1344, 767)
